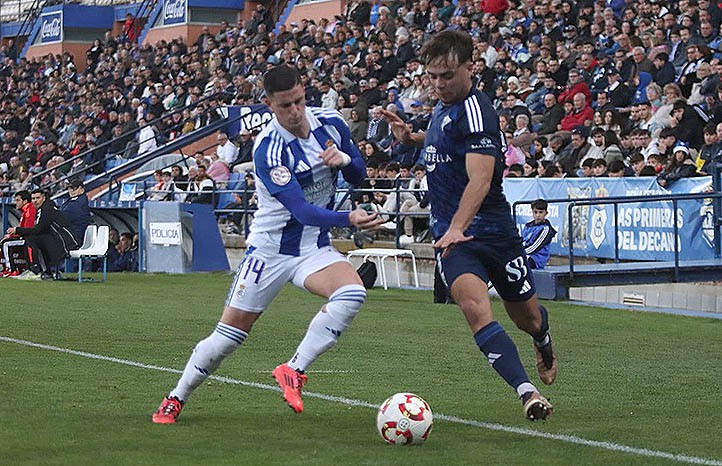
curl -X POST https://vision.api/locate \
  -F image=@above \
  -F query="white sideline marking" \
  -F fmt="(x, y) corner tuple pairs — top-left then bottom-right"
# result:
(2, 335), (721, 466)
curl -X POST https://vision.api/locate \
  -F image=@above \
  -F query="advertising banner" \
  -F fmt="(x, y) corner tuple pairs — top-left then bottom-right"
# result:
(222, 104), (273, 137)
(504, 177), (717, 261)
(39, 11), (63, 44)
(163, 0), (187, 26)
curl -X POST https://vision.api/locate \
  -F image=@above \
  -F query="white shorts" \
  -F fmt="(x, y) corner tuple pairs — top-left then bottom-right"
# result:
(225, 245), (347, 312)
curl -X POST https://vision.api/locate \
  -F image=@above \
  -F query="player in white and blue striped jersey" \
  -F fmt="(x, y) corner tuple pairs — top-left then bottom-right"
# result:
(152, 65), (382, 423)
(381, 30), (557, 421)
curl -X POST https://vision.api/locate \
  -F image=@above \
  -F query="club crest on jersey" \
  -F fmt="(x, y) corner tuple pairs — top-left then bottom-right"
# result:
(270, 166), (292, 185)
(424, 145), (451, 173)
(441, 115), (452, 131)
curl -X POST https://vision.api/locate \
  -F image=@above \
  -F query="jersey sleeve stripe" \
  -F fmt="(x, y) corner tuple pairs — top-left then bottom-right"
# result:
(525, 225), (550, 254)
(464, 95), (484, 134)
(266, 133), (283, 167)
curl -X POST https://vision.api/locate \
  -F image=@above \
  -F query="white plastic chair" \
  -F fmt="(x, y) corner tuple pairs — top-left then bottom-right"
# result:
(77, 225), (97, 252)
(69, 225), (109, 282)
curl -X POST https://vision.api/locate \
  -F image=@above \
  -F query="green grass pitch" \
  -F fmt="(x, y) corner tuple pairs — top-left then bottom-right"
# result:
(1, 273), (721, 466)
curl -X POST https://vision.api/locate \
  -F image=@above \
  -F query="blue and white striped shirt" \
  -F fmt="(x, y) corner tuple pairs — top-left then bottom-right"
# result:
(248, 107), (364, 256)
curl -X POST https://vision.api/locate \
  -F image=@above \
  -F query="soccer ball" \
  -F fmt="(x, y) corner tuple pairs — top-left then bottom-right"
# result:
(376, 393), (433, 445)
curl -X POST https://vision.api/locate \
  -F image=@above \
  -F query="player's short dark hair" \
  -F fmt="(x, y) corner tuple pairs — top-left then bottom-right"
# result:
(14, 189), (31, 202)
(263, 65), (301, 96)
(531, 199), (548, 211)
(419, 30), (473, 66)
(31, 188), (46, 197)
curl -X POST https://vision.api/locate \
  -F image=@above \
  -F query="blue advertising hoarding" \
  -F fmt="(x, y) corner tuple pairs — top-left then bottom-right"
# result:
(163, 0), (187, 26)
(39, 11), (63, 44)
(504, 177), (718, 261)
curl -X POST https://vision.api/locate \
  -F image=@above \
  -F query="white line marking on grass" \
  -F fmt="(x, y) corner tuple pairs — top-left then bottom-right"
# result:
(2, 335), (721, 466)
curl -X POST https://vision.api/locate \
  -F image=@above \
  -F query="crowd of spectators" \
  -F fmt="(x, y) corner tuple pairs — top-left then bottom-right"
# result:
(4, 0), (722, 206)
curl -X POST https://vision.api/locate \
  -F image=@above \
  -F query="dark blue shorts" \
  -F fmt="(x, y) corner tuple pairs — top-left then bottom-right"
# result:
(436, 238), (536, 302)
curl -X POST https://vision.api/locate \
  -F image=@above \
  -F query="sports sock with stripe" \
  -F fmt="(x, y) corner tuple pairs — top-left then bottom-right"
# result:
(474, 321), (537, 398)
(288, 284), (366, 372)
(170, 322), (247, 402)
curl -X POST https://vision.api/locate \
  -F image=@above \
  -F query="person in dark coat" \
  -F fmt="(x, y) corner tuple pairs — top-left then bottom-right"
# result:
(652, 52), (676, 87)
(107, 232), (138, 272)
(671, 100), (707, 149)
(60, 178), (92, 242)
(8, 189), (79, 279)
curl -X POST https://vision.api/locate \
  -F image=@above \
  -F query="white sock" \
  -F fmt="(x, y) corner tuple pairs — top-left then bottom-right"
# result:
(169, 322), (247, 402)
(288, 284), (366, 372)
(517, 382), (538, 399)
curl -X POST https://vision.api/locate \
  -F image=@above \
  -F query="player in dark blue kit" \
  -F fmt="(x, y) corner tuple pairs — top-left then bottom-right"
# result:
(382, 30), (557, 420)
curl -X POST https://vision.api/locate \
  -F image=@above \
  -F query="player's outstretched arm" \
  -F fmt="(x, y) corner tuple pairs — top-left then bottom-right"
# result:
(276, 186), (353, 228)
(379, 109), (426, 147)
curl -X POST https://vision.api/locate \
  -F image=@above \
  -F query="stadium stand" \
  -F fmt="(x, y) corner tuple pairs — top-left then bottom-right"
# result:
(1, 0), (722, 288)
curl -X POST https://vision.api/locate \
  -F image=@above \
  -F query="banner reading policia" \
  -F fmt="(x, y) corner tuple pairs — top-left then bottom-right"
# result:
(505, 177), (717, 262)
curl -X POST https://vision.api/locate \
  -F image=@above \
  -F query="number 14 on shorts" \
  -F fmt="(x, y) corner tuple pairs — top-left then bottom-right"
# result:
(240, 256), (266, 284)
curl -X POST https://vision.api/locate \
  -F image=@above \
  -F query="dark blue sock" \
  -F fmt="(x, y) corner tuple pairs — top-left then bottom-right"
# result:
(534, 305), (550, 345)
(474, 321), (531, 389)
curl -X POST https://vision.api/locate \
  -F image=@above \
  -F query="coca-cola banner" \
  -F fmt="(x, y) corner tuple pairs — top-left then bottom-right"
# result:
(163, 0), (187, 26)
(39, 11), (63, 44)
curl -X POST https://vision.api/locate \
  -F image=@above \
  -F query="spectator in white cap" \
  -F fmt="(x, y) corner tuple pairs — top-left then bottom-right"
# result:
(656, 142), (698, 187)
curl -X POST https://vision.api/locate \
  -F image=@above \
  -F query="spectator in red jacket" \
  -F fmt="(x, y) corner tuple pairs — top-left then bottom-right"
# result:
(480, 0), (509, 15)
(557, 69), (591, 104)
(123, 14), (136, 43)
(560, 93), (595, 132)
(1, 190), (36, 276)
